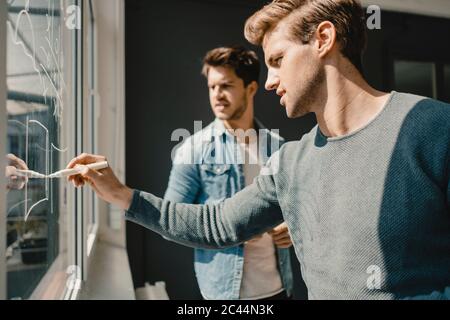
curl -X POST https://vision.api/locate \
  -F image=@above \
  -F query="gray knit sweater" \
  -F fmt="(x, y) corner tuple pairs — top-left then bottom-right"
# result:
(126, 92), (450, 299)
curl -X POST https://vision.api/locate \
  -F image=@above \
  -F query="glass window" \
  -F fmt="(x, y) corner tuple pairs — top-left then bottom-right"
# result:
(394, 60), (437, 98)
(3, 0), (100, 300)
(5, 0), (67, 299)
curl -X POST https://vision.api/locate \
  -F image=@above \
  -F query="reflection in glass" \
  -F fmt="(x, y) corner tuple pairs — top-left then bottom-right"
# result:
(6, 0), (63, 299)
(394, 60), (436, 98)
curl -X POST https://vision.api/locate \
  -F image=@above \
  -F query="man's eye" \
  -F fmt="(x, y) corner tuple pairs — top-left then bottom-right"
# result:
(275, 57), (283, 66)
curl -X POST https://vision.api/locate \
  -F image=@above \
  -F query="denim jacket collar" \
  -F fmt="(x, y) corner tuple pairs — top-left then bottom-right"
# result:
(205, 117), (284, 146)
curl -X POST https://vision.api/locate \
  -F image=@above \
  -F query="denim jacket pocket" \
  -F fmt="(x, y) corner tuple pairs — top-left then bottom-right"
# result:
(199, 164), (232, 199)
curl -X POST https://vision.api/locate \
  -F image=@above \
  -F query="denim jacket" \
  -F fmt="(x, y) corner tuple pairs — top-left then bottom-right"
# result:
(164, 118), (293, 300)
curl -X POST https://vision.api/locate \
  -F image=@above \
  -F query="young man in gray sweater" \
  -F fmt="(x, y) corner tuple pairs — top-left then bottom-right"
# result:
(67, 0), (450, 299)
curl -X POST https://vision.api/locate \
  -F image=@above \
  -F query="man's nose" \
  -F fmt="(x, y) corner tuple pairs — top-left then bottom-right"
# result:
(265, 69), (279, 91)
(213, 87), (224, 100)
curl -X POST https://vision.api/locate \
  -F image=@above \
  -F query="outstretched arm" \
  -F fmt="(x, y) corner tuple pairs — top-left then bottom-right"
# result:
(66, 154), (284, 249)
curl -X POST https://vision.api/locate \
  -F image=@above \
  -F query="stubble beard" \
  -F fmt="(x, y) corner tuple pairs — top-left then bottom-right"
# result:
(289, 64), (325, 118)
(225, 94), (248, 121)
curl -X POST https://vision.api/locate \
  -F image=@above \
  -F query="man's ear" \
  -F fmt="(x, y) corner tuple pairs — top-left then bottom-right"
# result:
(247, 81), (259, 97)
(314, 21), (337, 58)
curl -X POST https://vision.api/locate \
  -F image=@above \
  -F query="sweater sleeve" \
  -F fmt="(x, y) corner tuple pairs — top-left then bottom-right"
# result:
(125, 171), (283, 249)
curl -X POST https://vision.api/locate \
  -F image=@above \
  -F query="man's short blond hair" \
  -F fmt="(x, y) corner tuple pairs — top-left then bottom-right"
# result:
(244, 0), (367, 72)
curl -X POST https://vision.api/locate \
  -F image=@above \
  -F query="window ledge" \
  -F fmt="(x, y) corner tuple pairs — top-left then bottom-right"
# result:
(79, 241), (135, 300)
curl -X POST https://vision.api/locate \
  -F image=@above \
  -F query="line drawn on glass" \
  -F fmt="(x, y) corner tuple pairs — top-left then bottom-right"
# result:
(51, 144), (68, 153)
(41, 63), (63, 113)
(7, 119), (68, 220)
(42, 35), (66, 88)
(28, 120), (49, 193)
(7, 119), (27, 128)
(6, 0), (67, 221)
(50, 143), (68, 214)
(25, 199), (48, 222)
(24, 119), (49, 222)
(7, 0), (65, 122)
(21, 119), (68, 220)
(6, 0), (43, 83)
(44, 0), (65, 122)
(7, 199), (31, 217)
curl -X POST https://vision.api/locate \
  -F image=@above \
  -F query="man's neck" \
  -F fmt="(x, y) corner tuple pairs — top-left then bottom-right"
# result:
(222, 104), (255, 145)
(223, 106), (255, 132)
(315, 67), (390, 138)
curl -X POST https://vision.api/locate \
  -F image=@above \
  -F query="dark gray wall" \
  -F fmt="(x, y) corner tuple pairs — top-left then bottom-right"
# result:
(125, 0), (450, 299)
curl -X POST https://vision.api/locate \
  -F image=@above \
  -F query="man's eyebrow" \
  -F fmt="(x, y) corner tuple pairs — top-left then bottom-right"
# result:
(213, 80), (234, 85)
(208, 80), (234, 87)
(267, 54), (279, 66)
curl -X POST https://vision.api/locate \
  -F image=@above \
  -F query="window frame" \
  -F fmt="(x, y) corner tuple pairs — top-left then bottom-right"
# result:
(393, 59), (438, 99)
(443, 64), (450, 102)
(73, 0), (84, 300)
(0, 0), (84, 300)
(84, 0), (99, 261)
(387, 49), (450, 102)
(0, 0), (8, 301)
(1, 0), (72, 300)
(0, 0), (99, 300)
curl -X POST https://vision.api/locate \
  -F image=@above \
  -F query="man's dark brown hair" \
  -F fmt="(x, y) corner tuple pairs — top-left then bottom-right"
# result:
(202, 46), (261, 86)
(244, 0), (367, 73)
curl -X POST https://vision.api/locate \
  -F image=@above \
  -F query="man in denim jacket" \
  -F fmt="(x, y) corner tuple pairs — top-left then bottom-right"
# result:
(164, 46), (293, 300)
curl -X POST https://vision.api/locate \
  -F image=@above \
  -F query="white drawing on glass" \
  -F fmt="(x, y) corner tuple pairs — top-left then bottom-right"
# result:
(6, 0), (69, 221)
(24, 119), (49, 222)
(7, 0), (65, 122)
(23, 119), (68, 221)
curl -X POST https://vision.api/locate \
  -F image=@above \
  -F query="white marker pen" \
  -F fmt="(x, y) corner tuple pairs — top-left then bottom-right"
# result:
(48, 161), (109, 178)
